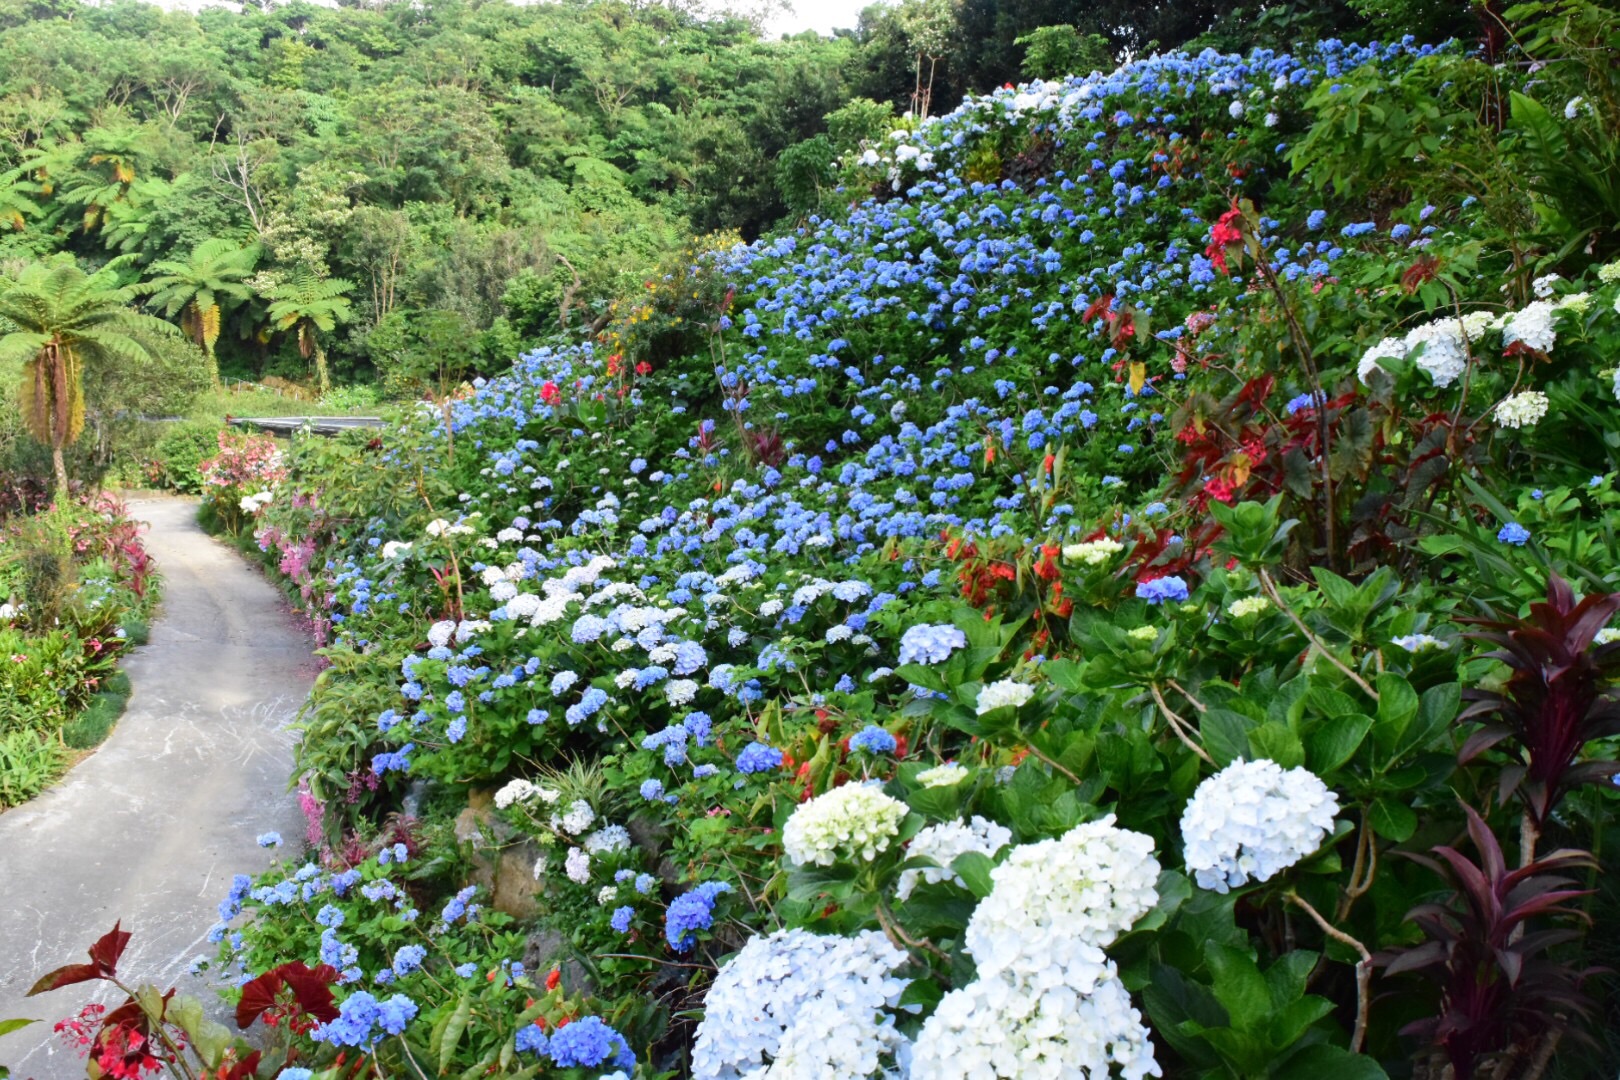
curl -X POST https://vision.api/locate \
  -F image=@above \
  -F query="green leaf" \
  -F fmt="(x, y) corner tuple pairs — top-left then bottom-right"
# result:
(1042, 658), (1086, 692)
(1249, 722), (1305, 769)
(1201, 708), (1257, 768)
(1204, 942), (1269, 1034)
(0, 1019), (37, 1038)
(438, 991), (473, 1075)
(1368, 798), (1418, 842)
(1372, 673), (1420, 760)
(1271, 1042), (1390, 1080)
(1305, 714), (1372, 774)
(951, 851), (996, 899)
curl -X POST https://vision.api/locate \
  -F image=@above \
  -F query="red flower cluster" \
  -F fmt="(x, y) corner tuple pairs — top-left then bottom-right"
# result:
(1204, 204), (1245, 274)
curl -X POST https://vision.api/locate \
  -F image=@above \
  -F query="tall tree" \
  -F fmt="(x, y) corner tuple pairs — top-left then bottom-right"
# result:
(0, 257), (179, 491)
(136, 236), (260, 358)
(264, 267), (353, 394)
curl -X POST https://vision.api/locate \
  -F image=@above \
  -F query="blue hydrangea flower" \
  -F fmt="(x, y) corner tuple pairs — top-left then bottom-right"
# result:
(850, 726), (898, 754)
(1136, 576), (1190, 604)
(735, 742), (783, 774)
(665, 882), (731, 951)
(610, 905), (634, 933)
(256, 832), (283, 848)
(546, 1016), (635, 1070)
(897, 623), (967, 665)
(1497, 522), (1531, 546)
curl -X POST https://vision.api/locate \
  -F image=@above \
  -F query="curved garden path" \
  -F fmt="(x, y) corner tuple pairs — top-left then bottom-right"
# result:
(0, 497), (313, 1079)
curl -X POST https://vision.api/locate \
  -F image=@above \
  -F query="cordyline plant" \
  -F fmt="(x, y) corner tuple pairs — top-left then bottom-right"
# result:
(2, 923), (339, 1080)
(1381, 806), (1600, 1080)
(1458, 574), (1620, 855)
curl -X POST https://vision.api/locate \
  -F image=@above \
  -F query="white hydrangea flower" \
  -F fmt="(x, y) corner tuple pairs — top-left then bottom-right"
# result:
(1404, 317), (1470, 387)
(532, 854), (550, 880)
(964, 815), (1159, 982)
(1555, 291), (1590, 314)
(911, 965), (1161, 1080)
(551, 799), (597, 835)
(666, 678), (700, 706)
(427, 620), (457, 649)
(583, 824), (632, 854)
(564, 847), (591, 884)
(1392, 633), (1448, 652)
(598, 885), (619, 905)
(975, 680), (1034, 715)
(1502, 300), (1557, 353)
(1227, 596), (1270, 619)
(691, 928), (911, 1080)
(1181, 759), (1339, 893)
(380, 540), (411, 560)
(489, 580), (518, 603)
(916, 763), (970, 788)
(494, 778), (539, 809)
(1062, 538), (1124, 565)
(782, 782), (908, 867)
(1532, 272), (1564, 299)
(1597, 259), (1620, 284)
(1494, 390), (1549, 429)
(1126, 625), (1159, 643)
(480, 566), (507, 587)
(898, 816), (1013, 901)
(1356, 335), (1410, 383)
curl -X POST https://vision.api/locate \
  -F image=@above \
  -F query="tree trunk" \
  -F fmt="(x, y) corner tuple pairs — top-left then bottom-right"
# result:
(52, 444), (67, 496)
(315, 342), (330, 395)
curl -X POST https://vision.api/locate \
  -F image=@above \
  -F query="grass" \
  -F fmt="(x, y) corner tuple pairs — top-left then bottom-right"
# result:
(61, 670), (132, 750)
(189, 384), (387, 421)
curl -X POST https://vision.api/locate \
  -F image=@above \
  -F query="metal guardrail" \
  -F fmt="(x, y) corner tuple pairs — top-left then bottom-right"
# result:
(227, 416), (389, 436)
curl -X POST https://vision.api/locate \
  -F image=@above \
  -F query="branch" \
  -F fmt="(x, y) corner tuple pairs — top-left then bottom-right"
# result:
(1286, 891), (1372, 1055)
(1150, 682), (1214, 765)
(1258, 569), (1379, 701)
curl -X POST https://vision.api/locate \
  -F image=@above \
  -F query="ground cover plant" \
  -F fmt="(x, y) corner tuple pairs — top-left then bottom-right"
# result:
(0, 493), (157, 808)
(11, 3), (1620, 1078)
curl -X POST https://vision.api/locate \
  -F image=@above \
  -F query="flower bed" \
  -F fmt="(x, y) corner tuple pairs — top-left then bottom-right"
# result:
(0, 495), (157, 808)
(24, 19), (1620, 1080)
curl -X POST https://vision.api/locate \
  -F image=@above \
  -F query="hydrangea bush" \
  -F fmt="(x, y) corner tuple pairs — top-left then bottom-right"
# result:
(147, 17), (1620, 1080)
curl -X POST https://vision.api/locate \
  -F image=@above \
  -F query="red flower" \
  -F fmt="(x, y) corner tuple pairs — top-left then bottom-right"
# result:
(539, 381), (561, 405)
(635, 361), (652, 376)
(545, 968), (561, 991)
(1204, 205), (1245, 275)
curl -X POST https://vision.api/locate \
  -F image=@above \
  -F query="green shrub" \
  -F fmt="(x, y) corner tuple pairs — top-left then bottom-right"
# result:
(0, 729), (67, 809)
(151, 420), (225, 493)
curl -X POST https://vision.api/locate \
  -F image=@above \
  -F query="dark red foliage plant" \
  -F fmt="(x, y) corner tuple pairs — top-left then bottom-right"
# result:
(1380, 806), (1601, 1080)
(1458, 575), (1620, 832)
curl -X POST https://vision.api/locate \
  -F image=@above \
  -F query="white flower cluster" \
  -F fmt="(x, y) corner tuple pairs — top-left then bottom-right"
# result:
(963, 816), (1160, 983)
(1494, 390), (1549, 429)
(975, 680), (1035, 715)
(1356, 312), (1492, 388)
(238, 490), (273, 514)
(1392, 633), (1449, 653)
(916, 763), (970, 788)
(1063, 537), (1124, 565)
(550, 798), (597, 835)
(896, 816), (1013, 901)
(1180, 759), (1339, 893)
(379, 540), (412, 560)
(425, 517), (477, 538)
(1227, 596), (1271, 619)
(1500, 300), (1557, 353)
(692, 928), (911, 1080)
(564, 846), (591, 884)
(910, 964), (1161, 1080)
(912, 816), (1163, 1080)
(494, 778), (561, 809)
(782, 782), (908, 867)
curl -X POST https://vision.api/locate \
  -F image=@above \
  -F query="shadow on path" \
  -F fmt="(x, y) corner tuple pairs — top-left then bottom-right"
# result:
(0, 497), (312, 1079)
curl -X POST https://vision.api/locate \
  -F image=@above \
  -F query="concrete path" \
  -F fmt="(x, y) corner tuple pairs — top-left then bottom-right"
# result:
(0, 497), (312, 1079)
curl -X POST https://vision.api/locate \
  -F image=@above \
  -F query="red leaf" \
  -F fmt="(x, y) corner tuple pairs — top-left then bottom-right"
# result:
(88, 922), (131, 976)
(234, 970), (285, 1030)
(223, 1051), (262, 1079)
(26, 963), (100, 996)
(282, 964), (340, 1024)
